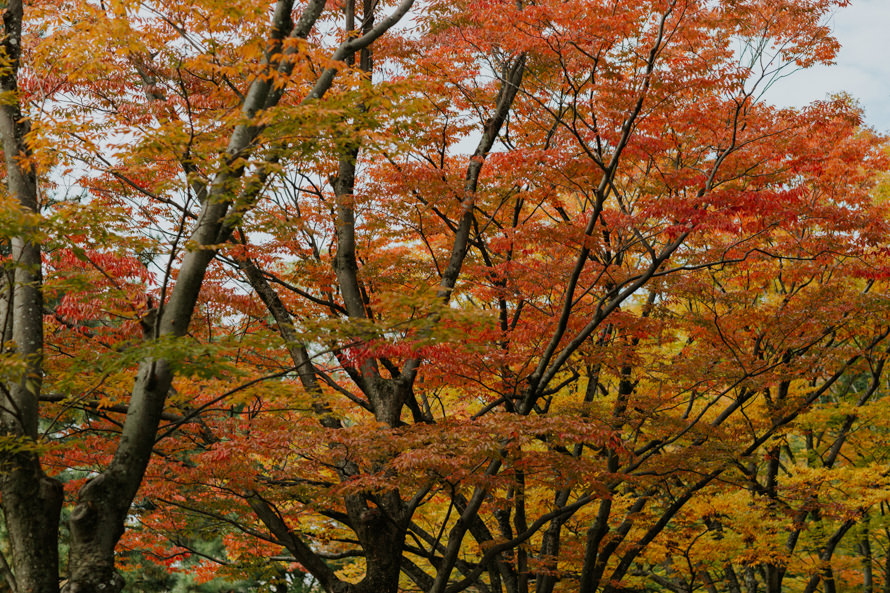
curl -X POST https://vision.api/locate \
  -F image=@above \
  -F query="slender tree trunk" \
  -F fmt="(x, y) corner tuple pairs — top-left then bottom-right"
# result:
(743, 565), (758, 593)
(882, 518), (890, 593)
(861, 519), (874, 593)
(762, 445), (783, 593)
(723, 564), (743, 593)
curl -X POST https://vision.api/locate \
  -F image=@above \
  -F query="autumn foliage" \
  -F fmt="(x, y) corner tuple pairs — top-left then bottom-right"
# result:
(1, 0), (890, 592)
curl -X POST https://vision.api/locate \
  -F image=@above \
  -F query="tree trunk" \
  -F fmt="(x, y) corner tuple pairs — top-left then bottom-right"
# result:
(861, 518), (874, 593)
(0, 461), (63, 593)
(0, 0), (65, 590)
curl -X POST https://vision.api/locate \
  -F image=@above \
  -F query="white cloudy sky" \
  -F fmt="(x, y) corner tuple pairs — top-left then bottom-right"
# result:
(763, 0), (890, 131)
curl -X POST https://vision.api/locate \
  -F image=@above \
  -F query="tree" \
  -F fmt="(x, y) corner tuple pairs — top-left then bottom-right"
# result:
(1, 0), (888, 592)
(0, 0), (415, 590)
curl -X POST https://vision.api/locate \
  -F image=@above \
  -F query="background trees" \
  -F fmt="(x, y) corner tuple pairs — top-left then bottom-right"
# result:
(0, 0), (888, 592)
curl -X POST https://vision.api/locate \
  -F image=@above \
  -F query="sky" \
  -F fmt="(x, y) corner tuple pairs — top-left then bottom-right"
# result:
(762, 0), (890, 132)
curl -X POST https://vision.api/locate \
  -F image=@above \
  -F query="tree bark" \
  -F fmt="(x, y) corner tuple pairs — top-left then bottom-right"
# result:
(0, 1), (64, 591)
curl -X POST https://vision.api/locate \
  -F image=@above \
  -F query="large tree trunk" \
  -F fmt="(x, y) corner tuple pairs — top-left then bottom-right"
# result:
(0, 461), (63, 593)
(0, 1), (65, 591)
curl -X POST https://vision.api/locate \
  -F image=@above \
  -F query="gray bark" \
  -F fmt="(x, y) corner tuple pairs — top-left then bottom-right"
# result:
(0, 1), (64, 592)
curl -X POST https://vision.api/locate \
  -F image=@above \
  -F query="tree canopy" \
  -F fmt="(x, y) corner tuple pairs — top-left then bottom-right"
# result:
(1, 0), (890, 592)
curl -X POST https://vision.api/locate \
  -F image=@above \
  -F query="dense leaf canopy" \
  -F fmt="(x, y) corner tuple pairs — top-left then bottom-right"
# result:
(1, 1), (890, 593)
